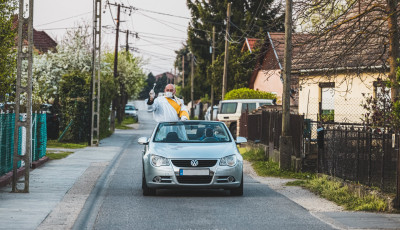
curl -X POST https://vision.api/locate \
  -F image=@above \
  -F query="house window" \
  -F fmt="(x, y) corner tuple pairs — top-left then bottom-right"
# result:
(319, 82), (335, 122)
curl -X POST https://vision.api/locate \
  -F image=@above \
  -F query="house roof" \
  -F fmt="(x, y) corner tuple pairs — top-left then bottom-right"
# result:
(12, 15), (57, 54)
(241, 38), (261, 53)
(33, 30), (57, 53)
(252, 0), (400, 75)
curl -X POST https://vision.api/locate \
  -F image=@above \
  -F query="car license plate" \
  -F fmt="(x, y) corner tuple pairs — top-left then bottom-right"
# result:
(179, 169), (209, 176)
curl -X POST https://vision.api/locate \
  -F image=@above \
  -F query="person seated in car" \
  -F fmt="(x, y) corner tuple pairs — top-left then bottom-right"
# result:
(199, 127), (220, 142)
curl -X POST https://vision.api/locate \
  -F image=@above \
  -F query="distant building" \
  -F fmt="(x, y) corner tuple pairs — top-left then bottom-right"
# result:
(12, 15), (57, 54)
(155, 72), (177, 84)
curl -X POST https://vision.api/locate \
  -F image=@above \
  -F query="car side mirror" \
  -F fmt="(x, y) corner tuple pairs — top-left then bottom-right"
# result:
(235, 136), (247, 144)
(138, 137), (149, 145)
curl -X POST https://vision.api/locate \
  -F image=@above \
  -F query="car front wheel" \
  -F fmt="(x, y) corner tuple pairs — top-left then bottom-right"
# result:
(142, 169), (156, 196)
(230, 174), (243, 196)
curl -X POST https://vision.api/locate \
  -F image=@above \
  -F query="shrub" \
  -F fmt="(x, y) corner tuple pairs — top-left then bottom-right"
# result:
(224, 88), (276, 100)
(59, 71), (90, 142)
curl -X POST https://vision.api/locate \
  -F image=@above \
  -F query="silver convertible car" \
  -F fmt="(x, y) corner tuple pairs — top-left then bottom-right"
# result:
(138, 121), (247, 196)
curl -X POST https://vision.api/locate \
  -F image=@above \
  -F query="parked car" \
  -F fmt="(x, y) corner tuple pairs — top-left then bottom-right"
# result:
(125, 104), (138, 121)
(205, 105), (219, 121)
(217, 99), (275, 138)
(138, 121), (247, 196)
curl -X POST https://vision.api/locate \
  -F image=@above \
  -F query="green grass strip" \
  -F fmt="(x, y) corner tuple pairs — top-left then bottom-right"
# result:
(47, 140), (87, 149)
(116, 117), (137, 129)
(241, 146), (388, 212)
(240, 147), (313, 179)
(286, 176), (388, 212)
(46, 152), (74, 160)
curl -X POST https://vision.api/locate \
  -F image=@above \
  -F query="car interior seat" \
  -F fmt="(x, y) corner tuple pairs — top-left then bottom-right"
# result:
(165, 132), (180, 142)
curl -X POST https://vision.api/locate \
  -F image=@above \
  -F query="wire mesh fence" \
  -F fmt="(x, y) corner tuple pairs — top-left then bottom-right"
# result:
(318, 123), (399, 193)
(0, 111), (47, 177)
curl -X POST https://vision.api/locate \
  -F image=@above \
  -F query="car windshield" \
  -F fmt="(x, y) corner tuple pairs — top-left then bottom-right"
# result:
(153, 122), (231, 143)
(125, 105), (135, 110)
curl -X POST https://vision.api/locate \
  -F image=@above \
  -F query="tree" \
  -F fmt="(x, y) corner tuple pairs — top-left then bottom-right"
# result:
(180, 0), (284, 102)
(103, 51), (146, 123)
(138, 72), (156, 99)
(154, 74), (168, 95)
(33, 25), (94, 104)
(0, 0), (17, 102)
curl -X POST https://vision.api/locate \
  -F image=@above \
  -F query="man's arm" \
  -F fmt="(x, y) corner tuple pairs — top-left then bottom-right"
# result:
(147, 97), (154, 105)
(147, 89), (156, 105)
(179, 99), (190, 120)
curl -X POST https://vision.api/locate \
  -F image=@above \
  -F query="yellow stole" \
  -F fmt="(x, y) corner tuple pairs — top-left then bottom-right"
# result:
(166, 97), (190, 119)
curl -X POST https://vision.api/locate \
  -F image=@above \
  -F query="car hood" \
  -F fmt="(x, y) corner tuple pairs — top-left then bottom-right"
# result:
(149, 142), (238, 159)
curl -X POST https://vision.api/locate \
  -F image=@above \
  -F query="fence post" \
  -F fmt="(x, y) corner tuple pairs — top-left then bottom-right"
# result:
(381, 130), (386, 190)
(396, 134), (400, 208)
(356, 128), (360, 182)
(368, 130), (372, 186)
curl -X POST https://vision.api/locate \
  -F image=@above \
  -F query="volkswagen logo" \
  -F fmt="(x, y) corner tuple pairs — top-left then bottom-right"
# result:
(190, 160), (199, 167)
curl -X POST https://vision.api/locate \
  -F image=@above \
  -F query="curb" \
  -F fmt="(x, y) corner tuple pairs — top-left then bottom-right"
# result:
(32, 156), (49, 169)
(0, 156), (49, 188)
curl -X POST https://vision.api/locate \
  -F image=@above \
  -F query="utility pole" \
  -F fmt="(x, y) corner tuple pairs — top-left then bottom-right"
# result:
(222, 2), (231, 100)
(125, 29), (129, 53)
(90, 0), (101, 146)
(110, 4), (120, 132)
(182, 55), (185, 88)
(210, 26), (216, 121)
(279, 0), (293, 170)
(13, 0), (33, 193)
(190, 53), (195, 119)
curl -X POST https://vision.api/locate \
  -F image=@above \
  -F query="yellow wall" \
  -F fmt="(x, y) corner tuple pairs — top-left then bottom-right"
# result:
(298, 72), (386, 123)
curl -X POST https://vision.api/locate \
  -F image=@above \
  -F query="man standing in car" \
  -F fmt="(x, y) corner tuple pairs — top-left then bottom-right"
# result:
(147, 84), (189, 122)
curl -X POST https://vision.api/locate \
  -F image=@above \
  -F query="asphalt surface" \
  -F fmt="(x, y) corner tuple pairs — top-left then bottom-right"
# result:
(73, 101), (333, 230)
(1, 100), (400, 229)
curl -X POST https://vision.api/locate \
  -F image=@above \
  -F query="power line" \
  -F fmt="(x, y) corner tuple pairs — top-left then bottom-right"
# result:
(136, 11), (186, 33)
(36, 11), (92, 27)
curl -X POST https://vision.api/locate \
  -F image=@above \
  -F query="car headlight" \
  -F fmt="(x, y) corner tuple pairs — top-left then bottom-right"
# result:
(150, 154), (170, 167)
(220, 155), (237, 167)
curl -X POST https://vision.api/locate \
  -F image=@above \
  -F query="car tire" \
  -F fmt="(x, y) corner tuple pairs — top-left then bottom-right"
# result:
(142, 170), (156, 196)
(230, 174), (243, 196)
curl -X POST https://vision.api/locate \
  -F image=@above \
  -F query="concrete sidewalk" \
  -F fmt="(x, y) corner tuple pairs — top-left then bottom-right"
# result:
(0, 130), (132, 230)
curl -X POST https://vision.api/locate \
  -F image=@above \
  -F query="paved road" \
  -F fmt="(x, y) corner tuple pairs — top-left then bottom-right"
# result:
(73, 101), (333, 230)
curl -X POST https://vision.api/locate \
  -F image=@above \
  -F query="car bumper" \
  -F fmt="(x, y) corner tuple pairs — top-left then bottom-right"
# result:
(125, 113), (138, 118)
(143, 159), (243, 189)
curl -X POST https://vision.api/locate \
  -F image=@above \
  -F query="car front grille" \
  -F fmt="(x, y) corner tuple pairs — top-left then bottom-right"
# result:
(171, 160), (217, 167)
(176, 176), (213, 184)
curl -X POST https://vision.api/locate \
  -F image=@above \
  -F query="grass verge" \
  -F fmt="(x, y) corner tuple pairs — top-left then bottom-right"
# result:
(241, 146), (388, 212)
(47, 140), (87, 149)
(46, 151), (74, 160)
(116, 117), (137, 130)
(240, 147), (313, 179)
(286, 177), (388, 212)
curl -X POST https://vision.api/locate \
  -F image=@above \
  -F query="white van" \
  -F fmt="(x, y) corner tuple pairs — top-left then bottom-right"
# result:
(217, 99), (275, 137)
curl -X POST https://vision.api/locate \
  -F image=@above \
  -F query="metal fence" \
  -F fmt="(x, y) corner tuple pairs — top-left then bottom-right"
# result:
(239, 110), (305, 158)
(0, 111), (47, 177)
(317, 123), (399, 193)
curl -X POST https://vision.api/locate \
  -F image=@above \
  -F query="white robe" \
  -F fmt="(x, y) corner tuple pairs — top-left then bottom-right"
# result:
(152, 96), (189, 122)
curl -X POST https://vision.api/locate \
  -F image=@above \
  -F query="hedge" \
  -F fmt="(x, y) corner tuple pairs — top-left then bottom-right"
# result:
(224, 88), (276, 100)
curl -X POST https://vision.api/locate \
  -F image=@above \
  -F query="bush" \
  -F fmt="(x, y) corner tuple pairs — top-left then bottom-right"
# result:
(59, 71), (90, 142)
(224, 88), (276, 100)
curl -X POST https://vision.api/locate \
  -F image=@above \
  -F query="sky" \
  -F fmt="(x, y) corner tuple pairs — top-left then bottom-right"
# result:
(33, 0), (191, 75)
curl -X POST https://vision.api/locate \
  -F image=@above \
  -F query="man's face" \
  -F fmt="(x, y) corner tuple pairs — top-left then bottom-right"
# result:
(165, 85), (175, 94)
